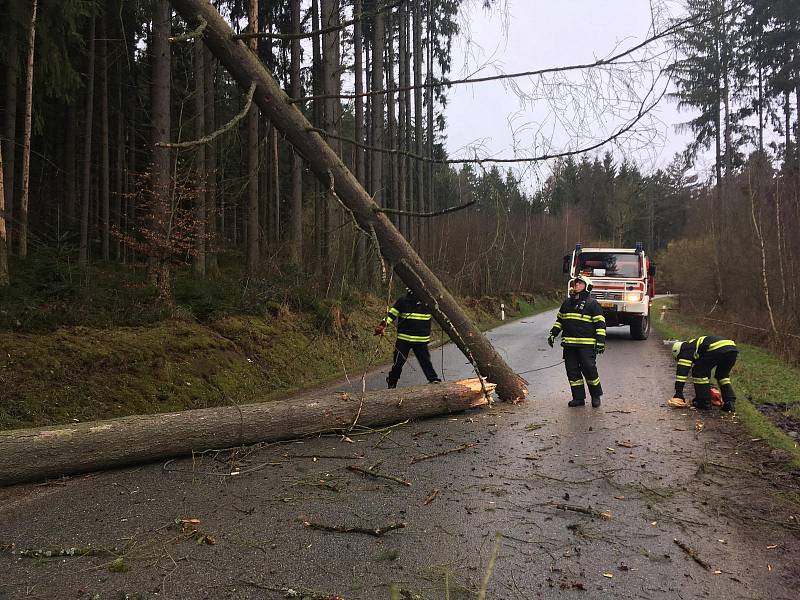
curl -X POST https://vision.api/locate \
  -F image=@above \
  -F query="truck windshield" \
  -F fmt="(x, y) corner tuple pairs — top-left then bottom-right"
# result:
(576, 252), (641, 278)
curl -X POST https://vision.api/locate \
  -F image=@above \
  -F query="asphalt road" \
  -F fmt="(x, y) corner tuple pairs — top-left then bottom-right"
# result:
(1, 309), (798, 599)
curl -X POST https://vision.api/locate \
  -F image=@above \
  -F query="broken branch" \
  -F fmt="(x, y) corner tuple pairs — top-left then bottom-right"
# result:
(301, 520), (406, 537)
(673, 538), (712, 570)
(346, 465), (410, 486)
(554, 503), (612, 520)
(372, 200), (476, 218)
(156, 83), (255, 148)
(410, 443), (476, 464)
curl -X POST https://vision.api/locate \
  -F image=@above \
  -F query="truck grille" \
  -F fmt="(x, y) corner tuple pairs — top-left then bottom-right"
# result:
(592, 291), (623, 301)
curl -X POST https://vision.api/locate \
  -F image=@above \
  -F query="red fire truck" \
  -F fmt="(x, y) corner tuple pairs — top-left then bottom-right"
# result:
(563, 243), (656, 340)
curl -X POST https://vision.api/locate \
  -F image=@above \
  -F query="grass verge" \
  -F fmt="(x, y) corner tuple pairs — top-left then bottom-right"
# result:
(0, 274), (557, 430)
(653, 296), (800, 464)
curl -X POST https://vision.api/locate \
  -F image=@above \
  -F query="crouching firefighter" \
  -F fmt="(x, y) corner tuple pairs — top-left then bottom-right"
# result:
(671, 336), (738, 411)
(547, 275), (606, 408)
(374, 287), (441, 389)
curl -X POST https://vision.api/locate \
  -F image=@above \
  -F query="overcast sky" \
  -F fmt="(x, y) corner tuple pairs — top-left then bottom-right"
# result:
(443, 0), (703, 189)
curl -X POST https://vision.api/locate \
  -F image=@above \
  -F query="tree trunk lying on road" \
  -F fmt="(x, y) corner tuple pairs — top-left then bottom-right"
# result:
(0, 378), (494, 486)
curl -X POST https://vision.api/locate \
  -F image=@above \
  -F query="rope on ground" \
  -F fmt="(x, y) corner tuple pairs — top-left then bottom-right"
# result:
(693, 314), (800, 340)
(518, 360), (565, 376)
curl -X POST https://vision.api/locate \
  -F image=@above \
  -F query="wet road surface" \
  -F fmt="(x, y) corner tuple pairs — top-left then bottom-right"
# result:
(1, 309), (798, 599)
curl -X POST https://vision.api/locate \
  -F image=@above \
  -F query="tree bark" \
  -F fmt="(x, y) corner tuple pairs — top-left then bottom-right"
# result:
(114, 69), (123, 261)
(386, 7), (399, 223)
(311, 0), (323, 268)
(321, 0), (342, 275)
(425, 0), (434, 255)
(204, 46), (219, 275)
(0, 379), (492, 486)
(65, 102), (78, 228)
(399, 1), (410, 237)
(151, 0), (172, 300)
(100, 14), (111, 261)
(79, 16), (96, 268)
(371, 3), (385, 212)
(289, 0), (303, 266)
(246, 0), (260, 276)
(18, 0), (38, 259)
(193, 35), (206, 275)
(412, 0), (423, 247)
(168, 0), (528, 401)
(2, 44), (18, 249)
(0, 143), (7, 286)
(353, 0), (366, 279)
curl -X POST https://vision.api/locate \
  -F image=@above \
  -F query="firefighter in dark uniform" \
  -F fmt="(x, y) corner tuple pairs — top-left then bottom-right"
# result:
(375, 288), (441, 389)
(671, 336), (738, 411)
(548, 275), (606, 407)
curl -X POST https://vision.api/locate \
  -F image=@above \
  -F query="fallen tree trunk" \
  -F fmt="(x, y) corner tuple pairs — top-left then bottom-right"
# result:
(168, 0), (527, 402)
(0, 379), (493, 486)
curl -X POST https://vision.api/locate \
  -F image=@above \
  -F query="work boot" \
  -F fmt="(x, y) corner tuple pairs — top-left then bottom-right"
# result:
(568, 398), (585, 407)
(721, 401), (735, 413)
(692, 399), (711, 410)
(429, 378), (442, 384)
(591, 395), (602, 408)
(386, 378), (397, 389)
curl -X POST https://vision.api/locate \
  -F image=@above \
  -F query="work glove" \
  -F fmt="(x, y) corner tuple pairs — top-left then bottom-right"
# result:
(595, 342), (605, 355)
(373, 323), (386, 336)
(547, 334), (555, 348)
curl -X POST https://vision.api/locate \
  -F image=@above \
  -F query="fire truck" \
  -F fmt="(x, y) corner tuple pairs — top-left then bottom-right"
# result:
(562, 243), (656, 340)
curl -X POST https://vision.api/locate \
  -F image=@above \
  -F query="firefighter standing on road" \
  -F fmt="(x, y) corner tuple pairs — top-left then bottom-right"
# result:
(670, 336), (738, 411)
(547, 275), (606, 407)
(375, 288), (441, 389)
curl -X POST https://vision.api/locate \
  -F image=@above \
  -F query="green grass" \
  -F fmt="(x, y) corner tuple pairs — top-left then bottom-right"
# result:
(0, 253), (559, 430)
(653, 297), (800, 463)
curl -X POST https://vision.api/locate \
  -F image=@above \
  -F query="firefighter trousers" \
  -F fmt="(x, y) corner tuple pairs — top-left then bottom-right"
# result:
(387, 340), (440, 388)
(563, 346), (602, 402)
(691, 350), (738, 407)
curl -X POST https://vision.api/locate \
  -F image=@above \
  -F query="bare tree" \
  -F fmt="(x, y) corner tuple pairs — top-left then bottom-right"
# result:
(100, 13), (111, 261)
(412, 0), (423, 246)
(193, 32), (206, 275)
(18, 0), (38, 258)
(289, 0), (303, 266)
(371, 1), (385, 211)
(151, 0), (172, 300)
(321, 0), (342, 275)
(0, 143), (8, 286)
(2, 44), (18, 250)
(246, 0), (260, 276)
(204, 46), (219, 275)
(79, 16), (96, 268)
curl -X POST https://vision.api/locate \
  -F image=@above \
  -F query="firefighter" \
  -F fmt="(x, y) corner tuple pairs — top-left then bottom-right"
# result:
(671, 336), (738, 411)
(547, 275), (606, 407)
(375, 287), (441, 389)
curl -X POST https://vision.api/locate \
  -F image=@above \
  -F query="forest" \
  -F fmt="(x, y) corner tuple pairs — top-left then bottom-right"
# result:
(0, 0), (798, 351)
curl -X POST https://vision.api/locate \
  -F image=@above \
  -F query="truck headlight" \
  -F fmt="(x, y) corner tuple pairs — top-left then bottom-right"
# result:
(625, 292), (642, 302)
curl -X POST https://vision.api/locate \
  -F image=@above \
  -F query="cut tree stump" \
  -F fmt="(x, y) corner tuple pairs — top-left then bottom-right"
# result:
(0, 378), (493, 486)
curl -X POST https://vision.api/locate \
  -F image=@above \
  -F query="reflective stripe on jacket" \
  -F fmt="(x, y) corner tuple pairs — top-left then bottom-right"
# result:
(549, 292), (606, 348)
(385, 295), (433, 343)
(674, 335), (737, 395)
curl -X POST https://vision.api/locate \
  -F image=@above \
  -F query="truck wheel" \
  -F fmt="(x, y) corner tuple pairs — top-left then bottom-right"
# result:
(630, 316), (650, 340)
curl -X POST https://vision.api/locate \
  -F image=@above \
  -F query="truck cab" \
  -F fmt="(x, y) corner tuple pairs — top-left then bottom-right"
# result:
(563, 243), (656, 340)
